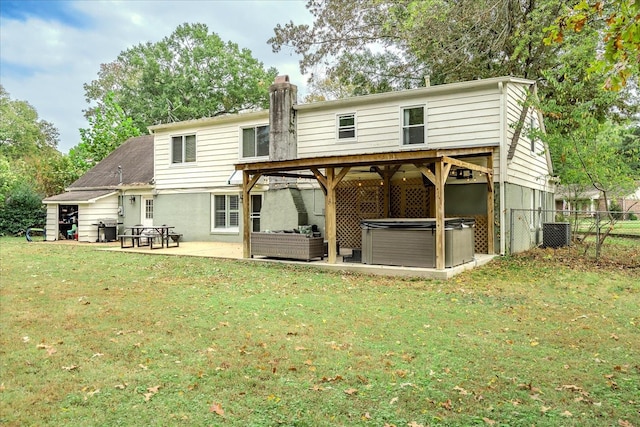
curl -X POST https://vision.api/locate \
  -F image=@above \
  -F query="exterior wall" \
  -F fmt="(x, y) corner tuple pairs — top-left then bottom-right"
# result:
(260, 188), (307, 231)
(504, 182), (555, 254)
(445, 183), (487, 215)
(45, 205), (58, 242)
(152, 192), (244, 243)
(259, 187), (326, 235)
(146, 77), (552, 250)
(77, 196), (120, 243)
(153, 112), (269, 191)
(295, 87), (501, 156)
(119, 190), (155, 229)
(505, 84), (551, 191)
(44, 196), (119, 242)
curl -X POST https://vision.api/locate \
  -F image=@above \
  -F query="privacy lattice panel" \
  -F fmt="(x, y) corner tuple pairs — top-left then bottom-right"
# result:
(337, 178), (431, 249)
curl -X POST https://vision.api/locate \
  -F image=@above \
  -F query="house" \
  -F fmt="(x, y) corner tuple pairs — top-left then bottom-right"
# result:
(147, 75), (555, 266)
(42, 135), (154, 242)
(556, 184), (640, 218)
(45, 75), (555, 270)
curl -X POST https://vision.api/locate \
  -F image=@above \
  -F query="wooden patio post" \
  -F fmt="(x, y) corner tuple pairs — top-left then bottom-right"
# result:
(486, 153), (495, 254)
(242, 171), (251, 258)
(435, 160), (445, 270)
(325, 167), (338, 264)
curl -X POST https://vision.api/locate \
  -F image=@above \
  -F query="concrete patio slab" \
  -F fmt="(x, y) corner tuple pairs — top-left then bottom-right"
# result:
(98, 241), (496, 279)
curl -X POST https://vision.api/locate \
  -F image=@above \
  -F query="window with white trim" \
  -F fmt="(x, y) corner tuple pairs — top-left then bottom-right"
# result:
(402, 106), (425, 145)
(337, 113), (356, 140)
(171, 134), (196, 164)
(145, 199), (153, 220)
(242, 125), (269, 158)
(213, 194), (239, 230)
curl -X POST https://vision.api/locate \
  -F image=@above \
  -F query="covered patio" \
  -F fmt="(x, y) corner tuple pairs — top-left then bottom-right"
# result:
(235, 146), (496, 270)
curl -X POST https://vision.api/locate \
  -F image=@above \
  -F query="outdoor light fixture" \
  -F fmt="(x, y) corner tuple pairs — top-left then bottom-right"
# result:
(456, 169), (473, 180)
(129, 196), (136, 204)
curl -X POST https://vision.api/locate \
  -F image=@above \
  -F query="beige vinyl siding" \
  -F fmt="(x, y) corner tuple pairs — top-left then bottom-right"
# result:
(77, 196), (119, 242)
(154, 115), (268, 190)
(297, 87), (502, 157)
(45, 205), (58, 241)
(505, 84), (550, 191)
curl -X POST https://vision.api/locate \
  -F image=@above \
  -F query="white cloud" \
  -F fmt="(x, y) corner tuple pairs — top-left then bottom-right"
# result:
(0, 0), (311, 153)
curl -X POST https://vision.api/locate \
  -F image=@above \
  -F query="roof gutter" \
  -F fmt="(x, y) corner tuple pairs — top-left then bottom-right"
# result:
(295, 76), (536, 112)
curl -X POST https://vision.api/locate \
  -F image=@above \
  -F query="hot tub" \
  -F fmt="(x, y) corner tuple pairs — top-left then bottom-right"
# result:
(360, 218), (475, 268)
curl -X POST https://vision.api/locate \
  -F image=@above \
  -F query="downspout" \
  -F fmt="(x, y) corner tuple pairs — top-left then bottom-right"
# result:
(498, 81), (507, 255)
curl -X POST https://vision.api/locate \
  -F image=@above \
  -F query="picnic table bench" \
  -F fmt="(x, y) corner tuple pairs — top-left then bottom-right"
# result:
(118, 225), (181, 249)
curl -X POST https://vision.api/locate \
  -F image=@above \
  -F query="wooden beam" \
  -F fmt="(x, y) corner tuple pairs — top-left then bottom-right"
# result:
(333, 166), (351, 187)
(434, 160), (445, 270)
(235, 146), (496, 174)
(241, 172), (264, 259)
(242, 172), (251, 258)
(486, 154), (495, 254)
(263, 172), (316, 180)
(310, 167), (327, 194)
(415, 163), (437, 186)
(246, 173), (262, 192)
(441, 156), (492, 175)
(325, 168), (338, 264)
(442, 163), (452, 187)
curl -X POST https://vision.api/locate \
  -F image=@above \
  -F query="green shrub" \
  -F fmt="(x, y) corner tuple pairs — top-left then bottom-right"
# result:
(0, 182), (46, 235)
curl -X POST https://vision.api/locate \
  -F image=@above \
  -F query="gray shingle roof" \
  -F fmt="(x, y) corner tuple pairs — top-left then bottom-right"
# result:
(43, 190), (117, 203)
(69, 135), (154, 189)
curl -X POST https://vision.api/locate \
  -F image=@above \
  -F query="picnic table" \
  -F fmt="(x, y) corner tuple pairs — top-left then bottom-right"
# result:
(118, 225), (181, 249)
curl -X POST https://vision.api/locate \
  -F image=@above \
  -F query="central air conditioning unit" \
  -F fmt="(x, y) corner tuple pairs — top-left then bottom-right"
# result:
(543, 222), (571, 248)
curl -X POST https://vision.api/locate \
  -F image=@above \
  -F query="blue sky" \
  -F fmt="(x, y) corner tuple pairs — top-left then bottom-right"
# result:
(1, 0), (89, 28)
(0, 0), (310, 153)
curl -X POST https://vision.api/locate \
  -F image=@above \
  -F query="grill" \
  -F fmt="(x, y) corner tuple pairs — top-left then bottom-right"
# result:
(96, 218), (118, 242)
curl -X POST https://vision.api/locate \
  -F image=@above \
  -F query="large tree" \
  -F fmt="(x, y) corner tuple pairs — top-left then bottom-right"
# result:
(0, 85), (59, 160)
(270, 0), (639, 182)
(544, 0), (640, 90)
(84, 23), (278, 133)
(270, 0), (573, 90)
(0, 87), (66, 233)
(70, 92), (141, 172)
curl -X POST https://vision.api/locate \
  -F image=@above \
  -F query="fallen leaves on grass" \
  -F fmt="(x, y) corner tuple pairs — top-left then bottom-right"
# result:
(144, 385), (160, 401)
(209, 402), (224, 416)
(453, 385), (470, 395)
(344, 388), (358, 395)
(320, 375), (343, 383)
(36, 343), (56, 356)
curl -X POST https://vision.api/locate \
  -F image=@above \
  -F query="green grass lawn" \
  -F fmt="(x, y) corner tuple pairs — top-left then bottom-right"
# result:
(1, 237), (638, 426)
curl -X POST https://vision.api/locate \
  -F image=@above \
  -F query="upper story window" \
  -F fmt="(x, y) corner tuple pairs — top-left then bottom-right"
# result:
(242, 125), (269, 158)
(402, 106), (425, 145)
(337, 113), (356, 140)
(172, 134), (196, 164)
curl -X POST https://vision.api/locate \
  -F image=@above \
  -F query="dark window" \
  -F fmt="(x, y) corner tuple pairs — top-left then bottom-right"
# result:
(242, 125), (269, 158)
(337, 113), (356, 139)
(172, 134), (196, 163)
(402, 106), (425, 145)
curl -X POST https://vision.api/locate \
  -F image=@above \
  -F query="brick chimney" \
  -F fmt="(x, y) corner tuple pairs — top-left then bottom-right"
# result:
(269, 75), (297, 161)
